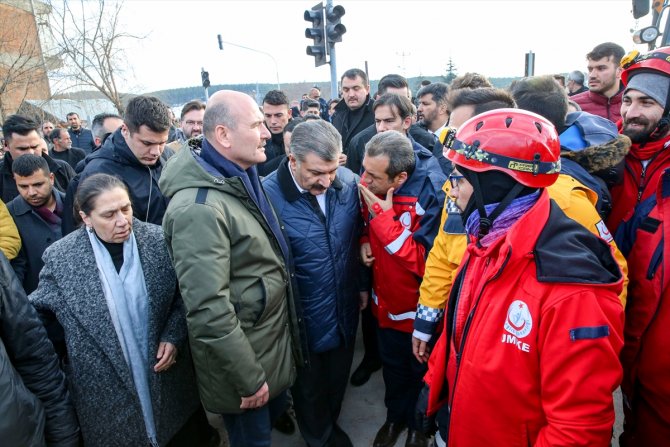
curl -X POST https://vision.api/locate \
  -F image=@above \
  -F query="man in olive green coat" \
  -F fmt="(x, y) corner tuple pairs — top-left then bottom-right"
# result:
(160, 90), (304, 447)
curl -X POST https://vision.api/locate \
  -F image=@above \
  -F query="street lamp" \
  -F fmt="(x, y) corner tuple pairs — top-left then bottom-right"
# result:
(216, 35), (281, 90)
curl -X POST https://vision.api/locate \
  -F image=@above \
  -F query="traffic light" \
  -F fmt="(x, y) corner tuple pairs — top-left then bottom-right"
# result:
(325, 4), (346, 45)
(304, 3), (326, 67)
(201, 69), (210, 88)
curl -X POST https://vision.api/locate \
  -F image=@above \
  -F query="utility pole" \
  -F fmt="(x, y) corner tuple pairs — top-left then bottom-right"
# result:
(524, 51), (535, 77)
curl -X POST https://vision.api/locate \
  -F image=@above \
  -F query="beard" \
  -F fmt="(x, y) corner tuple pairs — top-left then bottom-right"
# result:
(622, 117), (656, 143)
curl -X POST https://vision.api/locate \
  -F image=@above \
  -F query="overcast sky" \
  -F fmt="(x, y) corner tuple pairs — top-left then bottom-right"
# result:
(112, 0), (647, 93)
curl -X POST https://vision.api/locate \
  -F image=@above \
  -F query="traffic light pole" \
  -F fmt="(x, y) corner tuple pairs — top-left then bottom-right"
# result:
(217, 35), (281, 90)
(327, 0), (338, 98)
(305, 1), (345, 98)
(201, 67), (210, 100)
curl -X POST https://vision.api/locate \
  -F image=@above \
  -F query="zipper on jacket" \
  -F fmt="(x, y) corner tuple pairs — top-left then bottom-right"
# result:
(455, 258), (491, 363)
(320, 194), (344, 342)
(146, 166), (153, 222)
(447, 250), (511, 442)
(634, 151), (666, 203)
(637, 163), (647, 202)
(647, 240), (663, 279)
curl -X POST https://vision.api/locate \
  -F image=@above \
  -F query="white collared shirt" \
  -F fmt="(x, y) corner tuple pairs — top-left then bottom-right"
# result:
(289, 166), (327, 215)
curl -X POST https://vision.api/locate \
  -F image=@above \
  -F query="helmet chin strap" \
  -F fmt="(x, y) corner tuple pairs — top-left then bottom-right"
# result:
(647, 80), (670, 142)
(469, 172), (526, 243)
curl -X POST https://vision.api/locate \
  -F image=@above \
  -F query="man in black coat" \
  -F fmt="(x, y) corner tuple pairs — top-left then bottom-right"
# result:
(259, 89), (293, 176)
(48, 128), (86, 169)
(331, 68), (375, 153)
(7, 154), (65, 295)
(1, 115), (74, 203)
(67, 112), (96, 154)
(64, 96), (173, 234)
(346, 74), (437, 175)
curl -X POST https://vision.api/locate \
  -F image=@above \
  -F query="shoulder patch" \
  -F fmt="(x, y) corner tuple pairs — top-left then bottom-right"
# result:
(595, 220), (614, 243)
(570, 325), (609, 341)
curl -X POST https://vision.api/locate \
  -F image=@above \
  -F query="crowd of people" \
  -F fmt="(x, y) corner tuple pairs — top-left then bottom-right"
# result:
(0, 39), (668, 447)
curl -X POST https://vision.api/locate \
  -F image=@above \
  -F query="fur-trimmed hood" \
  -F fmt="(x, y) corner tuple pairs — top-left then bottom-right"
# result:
(561, 134), (631, 174)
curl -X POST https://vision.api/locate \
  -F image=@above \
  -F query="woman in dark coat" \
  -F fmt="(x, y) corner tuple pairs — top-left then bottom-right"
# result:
(30, 173), (204, 446)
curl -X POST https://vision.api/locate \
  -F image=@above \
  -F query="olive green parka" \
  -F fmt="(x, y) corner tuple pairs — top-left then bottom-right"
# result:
(160, 145), (305, 414)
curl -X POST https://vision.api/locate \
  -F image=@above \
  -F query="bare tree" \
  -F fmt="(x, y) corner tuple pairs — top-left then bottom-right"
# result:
(48, 0), (139, 114)
(0, 6), (48, 121)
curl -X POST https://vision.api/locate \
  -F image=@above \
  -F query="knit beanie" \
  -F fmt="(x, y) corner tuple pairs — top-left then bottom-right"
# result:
(625, 71), (670, 108)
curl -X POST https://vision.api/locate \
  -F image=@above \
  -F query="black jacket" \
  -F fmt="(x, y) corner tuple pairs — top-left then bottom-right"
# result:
(49, 147), (86, 170)
(257, 131), (287, 176)
(331, 95), (375, 151)
(7, 190), (65, 294)
(0, 252), (79, 446)
(0, 152), (74, 204)
(64, 128), (171, 234)
(68, 127), (96, 154)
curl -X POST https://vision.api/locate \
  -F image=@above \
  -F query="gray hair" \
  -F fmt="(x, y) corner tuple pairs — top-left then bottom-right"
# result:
(365, 131), (415, 178)
(568, 70), (585, 85)
(203, 100), (237, 138)
(289, 119), (342, 162)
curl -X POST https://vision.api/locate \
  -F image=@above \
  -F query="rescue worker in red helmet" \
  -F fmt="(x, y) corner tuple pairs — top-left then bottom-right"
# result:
(611, 46), (670, 447)
(415, 108), (625, 446)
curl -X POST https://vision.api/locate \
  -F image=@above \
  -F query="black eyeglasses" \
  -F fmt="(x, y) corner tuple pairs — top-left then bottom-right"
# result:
(448, 174), (464, 189)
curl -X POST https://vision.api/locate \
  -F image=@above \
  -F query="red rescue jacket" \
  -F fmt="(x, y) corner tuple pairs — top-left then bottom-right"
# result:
(361, 156), (445, 333)
(424, 192), (624, 447)
(613, 151), (670, 445)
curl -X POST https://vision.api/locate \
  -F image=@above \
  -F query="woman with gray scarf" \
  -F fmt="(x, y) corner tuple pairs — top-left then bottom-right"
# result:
(30, 173), (213, 446)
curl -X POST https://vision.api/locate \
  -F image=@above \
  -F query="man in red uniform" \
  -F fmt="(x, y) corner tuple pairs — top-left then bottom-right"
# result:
(359, 130), (445, 447)
(415, 109), (624, 446)
(609, 46), (670, 447)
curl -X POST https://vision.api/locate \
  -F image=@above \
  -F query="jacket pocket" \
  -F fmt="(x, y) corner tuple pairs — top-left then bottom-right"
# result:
(231, 278), (267, 329)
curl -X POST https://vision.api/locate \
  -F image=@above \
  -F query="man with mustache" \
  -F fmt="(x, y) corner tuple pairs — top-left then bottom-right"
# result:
(609, 47), (670, 447)
(7, 154), (65, 296)
(7, 154), (68, 358)
(263, 119), (362, 447)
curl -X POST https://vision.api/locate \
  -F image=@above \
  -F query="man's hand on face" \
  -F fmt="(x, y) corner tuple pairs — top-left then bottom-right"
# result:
(358, 183), (394, 218)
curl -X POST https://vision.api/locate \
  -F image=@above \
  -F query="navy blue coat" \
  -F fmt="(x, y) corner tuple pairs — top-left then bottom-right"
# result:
(67, 128), (96, 154)
(263, 159), (361, 353)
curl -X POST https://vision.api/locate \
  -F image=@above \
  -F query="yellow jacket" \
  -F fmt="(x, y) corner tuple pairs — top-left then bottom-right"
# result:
(0, 201), (20, 260)
(548, 174), (628, 305)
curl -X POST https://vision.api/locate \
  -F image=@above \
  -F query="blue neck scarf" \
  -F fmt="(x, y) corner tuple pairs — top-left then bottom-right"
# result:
(200, 139), (290, 264)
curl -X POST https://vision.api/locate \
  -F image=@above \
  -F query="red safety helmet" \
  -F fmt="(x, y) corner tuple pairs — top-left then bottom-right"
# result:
(445, 108), (561, 188)
(620, 46), (670, 86)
